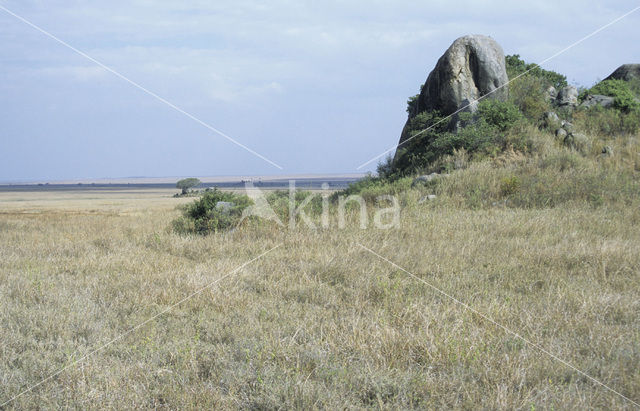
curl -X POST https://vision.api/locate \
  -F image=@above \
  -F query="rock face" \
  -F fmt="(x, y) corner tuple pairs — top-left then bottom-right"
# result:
(413, 35), (509, 116)
(394, 35), (509, 162)
(605, 64), (640, 82)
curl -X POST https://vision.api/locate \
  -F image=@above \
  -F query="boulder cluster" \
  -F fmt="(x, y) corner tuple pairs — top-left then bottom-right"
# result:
(542, 63), (637, 153)
(546, 84), (615, 110)
(541, 112), (589, 153)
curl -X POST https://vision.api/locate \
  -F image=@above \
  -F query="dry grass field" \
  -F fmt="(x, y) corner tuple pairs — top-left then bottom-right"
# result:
(1, 185), (639, 409)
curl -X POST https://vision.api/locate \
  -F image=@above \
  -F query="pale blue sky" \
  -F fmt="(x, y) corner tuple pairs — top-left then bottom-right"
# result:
(1, 1), (638, 181)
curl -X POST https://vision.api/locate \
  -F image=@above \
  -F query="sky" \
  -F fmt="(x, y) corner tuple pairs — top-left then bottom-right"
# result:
(0, 1), (638, 182)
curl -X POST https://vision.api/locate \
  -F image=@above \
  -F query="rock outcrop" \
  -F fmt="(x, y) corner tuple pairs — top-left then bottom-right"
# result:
(556, 85), (579, 107)
(542, 111), (589, 152)
(605, 64), (640, 82)
(545, 86), (558, 102)
(394, 35), (509, 162)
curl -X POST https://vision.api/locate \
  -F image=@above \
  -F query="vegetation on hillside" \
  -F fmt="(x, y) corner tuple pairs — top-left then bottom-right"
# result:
(169, 57), (640, 236)
(505, 54), (568, 90)
(390, 99), (525, 179)
(581, 78), (640, 113)
(337, 55), (640, 212)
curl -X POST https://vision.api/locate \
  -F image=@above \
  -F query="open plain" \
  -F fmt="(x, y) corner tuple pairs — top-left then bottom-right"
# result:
(1, 186), (639, 409)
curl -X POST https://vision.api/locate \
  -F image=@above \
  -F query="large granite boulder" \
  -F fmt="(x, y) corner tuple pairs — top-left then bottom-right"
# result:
(605, 64), (640, 82)
(394, 35), (509, 162)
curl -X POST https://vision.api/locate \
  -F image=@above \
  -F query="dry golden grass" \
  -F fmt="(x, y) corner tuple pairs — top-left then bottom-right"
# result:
(1, 186), (639, 409)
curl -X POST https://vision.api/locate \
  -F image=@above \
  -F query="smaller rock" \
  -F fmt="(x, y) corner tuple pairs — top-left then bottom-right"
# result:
(545, 86), (557, 102)
(544, 111), (559, 122)
(581, 94), (615, 109)
(561, 121), (574, 132)
(555, 128), (568, 139)
(216, 201), (235, 214)
(542, 111), (561, 129)
(412, 173), (446, 186)
(564, 132), (590, 154)
(418, 194), (437, 204)
(556, 86), (579, 107)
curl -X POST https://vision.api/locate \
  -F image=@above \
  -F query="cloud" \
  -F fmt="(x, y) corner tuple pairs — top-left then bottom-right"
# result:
(0, 0), (638, 179)
(34, 65), (110, 82)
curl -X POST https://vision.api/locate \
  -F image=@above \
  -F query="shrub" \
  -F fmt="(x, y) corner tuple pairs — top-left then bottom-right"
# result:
(405, 84), (425, 114)
(499, 175), (521, 196)
(507, 74), (552, 121)
(393, 100), (525, 176)
(392, 110), (450, 177)
(505, 55), (568, 90)
(376, 156), (395, 180)
(476, 99), (524, 131)
(586, 79), (640, 113)
(628, 78), (640, 97)
(173, 189), (253, 234)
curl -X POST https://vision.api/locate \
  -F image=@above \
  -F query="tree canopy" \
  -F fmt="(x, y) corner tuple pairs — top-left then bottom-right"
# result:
(176, 178), (201, 194)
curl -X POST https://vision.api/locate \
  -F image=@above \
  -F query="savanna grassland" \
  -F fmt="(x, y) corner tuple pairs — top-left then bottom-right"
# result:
(1, 176), (639, 409)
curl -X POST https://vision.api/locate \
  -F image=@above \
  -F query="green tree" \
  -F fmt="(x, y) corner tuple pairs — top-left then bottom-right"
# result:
(176, 178), (201, 195)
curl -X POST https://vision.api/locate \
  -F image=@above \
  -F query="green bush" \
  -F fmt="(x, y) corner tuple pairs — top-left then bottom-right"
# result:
(476, 99), (524, 131)
(586, 79), (640, 113)
(392, 100), (524, 176)
(505, 55), (567, 90)
(405, 83), (426, 114)
(500, 175), (521, 196)
(507, 74), (552, 121)
(628, 78), (640, 97)
(173, 189), (253, 234)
